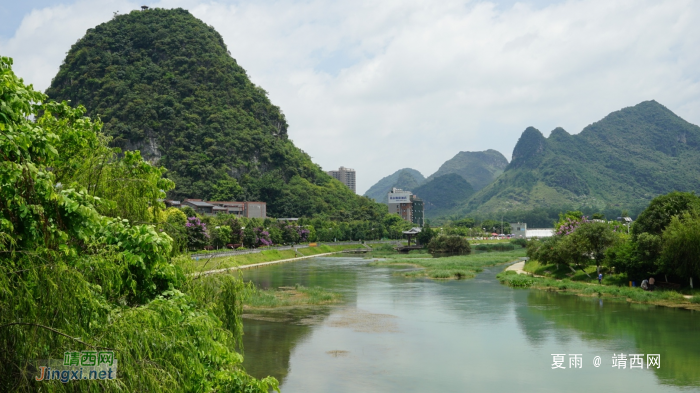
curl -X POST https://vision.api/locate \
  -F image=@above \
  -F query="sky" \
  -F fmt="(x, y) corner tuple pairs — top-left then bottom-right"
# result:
(2, 0), (699, 194)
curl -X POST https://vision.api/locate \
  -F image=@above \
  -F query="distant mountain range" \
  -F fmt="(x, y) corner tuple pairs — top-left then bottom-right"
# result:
(425, 150), (508, 191)
(364, 168), (425, 203)
(366, 100), (700, 224)
(363, 150), (506, 217)
(463, 100), (700, 218)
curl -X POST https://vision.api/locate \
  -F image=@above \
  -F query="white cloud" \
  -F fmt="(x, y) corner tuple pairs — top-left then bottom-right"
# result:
(2, 0), (699, 194)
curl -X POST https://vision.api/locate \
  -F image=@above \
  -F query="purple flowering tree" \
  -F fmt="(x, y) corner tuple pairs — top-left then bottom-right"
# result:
(185, 217), (209, 250)
(298, 227), (310, 242)
(253, 227), (273, 247)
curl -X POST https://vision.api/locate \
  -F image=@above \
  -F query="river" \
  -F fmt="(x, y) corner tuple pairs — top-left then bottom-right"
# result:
(240, 255), (700, 392)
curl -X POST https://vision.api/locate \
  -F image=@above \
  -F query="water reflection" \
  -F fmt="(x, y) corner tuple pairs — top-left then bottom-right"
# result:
(240, 256), (700, 391)
(520, 290), (700, 387)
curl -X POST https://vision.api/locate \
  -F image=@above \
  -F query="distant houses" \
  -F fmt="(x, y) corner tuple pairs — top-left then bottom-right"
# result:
(166, 199), (267, 218)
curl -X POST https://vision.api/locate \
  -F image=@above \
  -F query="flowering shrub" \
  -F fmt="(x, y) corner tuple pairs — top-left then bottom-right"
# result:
(298, 228), (310, 242)
(185, 217), (209, 250)
(254, 227), (273, 247)
(556, 216), (588, 236)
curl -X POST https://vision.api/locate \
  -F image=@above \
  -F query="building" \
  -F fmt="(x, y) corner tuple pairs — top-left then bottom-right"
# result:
(327, 166), (356, 193)
(411, 195), (424, 227)
(526, 228), (554, 238)
(208, 201), (245, 216)
(182, 199), (215, 215)
(388, 188), (413, 222)
(207, 201), (267, 218)
(510, 222), (527, 238)
(244, 202), (267, 218)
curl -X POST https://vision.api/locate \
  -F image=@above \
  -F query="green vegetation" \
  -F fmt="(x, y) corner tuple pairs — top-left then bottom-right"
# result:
(372, 249), (526, 279)
(498, 192), (700, 309)
(364, 150), (507, 218)
(496, 271), (694, 309)
(463, 101), (700, 221)
(45, 8), (384, 219)
(0, 57), (276, 391)
(425, 149), (508, 191)
(413, 173), (475, 216)
(242, 284), (342, 308)
(474, 243), (516, 251)
(427, 235), (471, 253)
(185, 244), (363, 272)
(364, 168), (425, 203)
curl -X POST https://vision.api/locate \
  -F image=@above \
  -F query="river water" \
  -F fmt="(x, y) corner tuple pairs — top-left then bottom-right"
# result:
(241, 256), (700, 392)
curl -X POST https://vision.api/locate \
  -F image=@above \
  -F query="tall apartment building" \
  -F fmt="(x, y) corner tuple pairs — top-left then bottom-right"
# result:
(327, 166), (356, 193)
(411, 195), (424, 227)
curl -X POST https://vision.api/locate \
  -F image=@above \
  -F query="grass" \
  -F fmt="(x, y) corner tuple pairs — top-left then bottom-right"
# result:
(496, 270), (700, 310)
(474, 243), (516, 251)
(467, 238), (513, 244)
(242, 283), (342, 308)
(370, 249), (527, 280)
(184, 244), (363, 272)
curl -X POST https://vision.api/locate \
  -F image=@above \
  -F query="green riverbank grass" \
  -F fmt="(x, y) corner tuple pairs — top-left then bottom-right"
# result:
(496, 270), (700, 311)
(371, 249), (527, 279)
(184, 244), (362, 272)
(243, 284), (342, 308)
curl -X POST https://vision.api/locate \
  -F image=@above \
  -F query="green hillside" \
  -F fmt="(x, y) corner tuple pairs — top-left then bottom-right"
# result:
(462, 101), (700, 222)
(412, 174), (475, 218)
(46, 8), (382, 219)
(425, 149), (508, 190)
(363, 168), (425, 203)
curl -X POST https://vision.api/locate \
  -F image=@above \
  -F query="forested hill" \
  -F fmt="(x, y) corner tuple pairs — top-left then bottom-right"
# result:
(46, 8), (382, 218)
(425, 149), (508, 191)
(363, 168), (425, 203)
(462, 100), (700, 219)
(412, 174), (475, 217)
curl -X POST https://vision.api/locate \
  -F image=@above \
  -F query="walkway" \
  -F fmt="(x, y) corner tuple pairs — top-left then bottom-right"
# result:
(193, 249), (364, 277)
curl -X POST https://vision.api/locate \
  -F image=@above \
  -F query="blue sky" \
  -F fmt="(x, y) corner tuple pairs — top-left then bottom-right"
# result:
(2, 0), (699, 194)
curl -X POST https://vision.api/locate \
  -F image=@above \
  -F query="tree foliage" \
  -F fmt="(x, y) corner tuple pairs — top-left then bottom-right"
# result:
(45, 7), (382, 219)
(0, 56), (276, 391)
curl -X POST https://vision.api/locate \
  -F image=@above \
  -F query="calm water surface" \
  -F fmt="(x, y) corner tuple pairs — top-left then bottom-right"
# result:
(241, 256), (700, 392)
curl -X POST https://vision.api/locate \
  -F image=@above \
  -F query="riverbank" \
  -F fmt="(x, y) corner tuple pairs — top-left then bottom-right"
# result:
(497, 262), (700, 311)
(243, 284), (342, 308)
(370, 248), (527, 279)
(180, 244), (364, 274)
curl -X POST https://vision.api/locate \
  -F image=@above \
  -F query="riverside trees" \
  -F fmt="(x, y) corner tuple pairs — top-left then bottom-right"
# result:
(0, 57), (277, 391)
(527, 191), (700, 288)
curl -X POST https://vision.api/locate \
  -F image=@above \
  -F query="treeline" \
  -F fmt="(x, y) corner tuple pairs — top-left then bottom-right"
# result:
(526, 191), (700, 287)
(0, 57), (277, 391)
(160, 206), (418, 252)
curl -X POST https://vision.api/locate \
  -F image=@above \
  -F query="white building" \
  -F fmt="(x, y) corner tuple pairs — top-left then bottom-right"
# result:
(526, 228), (555, 238)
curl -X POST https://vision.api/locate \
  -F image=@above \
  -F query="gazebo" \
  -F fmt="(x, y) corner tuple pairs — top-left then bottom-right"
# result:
(402, 227), (422, 246)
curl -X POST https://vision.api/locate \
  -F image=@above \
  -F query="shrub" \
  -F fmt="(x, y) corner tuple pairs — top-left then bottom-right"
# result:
(510, 238), (528, 248)
(428, 235), (471, 254)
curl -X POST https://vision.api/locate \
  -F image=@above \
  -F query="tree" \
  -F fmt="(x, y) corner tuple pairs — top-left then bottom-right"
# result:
(570, 221), (618, 273)
(0, 56), (276, 391)
(659, 213), (700, 288)
(417, 223), (436, 246)
(185, 217), (209, 250)
(633, 191), (700, 237)
(428, 235), (471, 254)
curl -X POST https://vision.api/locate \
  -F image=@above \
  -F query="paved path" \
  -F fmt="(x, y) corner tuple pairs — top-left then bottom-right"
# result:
(192, 250), (360, 277)
(505, 261), (526, 274)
